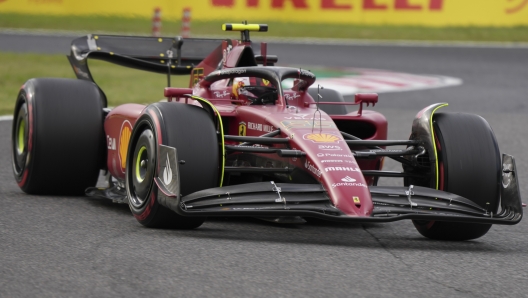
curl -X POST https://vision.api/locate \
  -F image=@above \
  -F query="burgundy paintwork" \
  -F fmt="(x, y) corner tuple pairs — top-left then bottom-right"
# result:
(104, 39), (387, 217)
(104, 104), (145, 180)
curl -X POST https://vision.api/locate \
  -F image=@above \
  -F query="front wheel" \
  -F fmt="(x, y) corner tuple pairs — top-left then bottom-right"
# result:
(412, 112), (501, 241)
(126, 102), (219, 229)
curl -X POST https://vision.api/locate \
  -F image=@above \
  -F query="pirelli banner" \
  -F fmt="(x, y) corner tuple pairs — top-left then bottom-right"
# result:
(1, 0), (528, 27)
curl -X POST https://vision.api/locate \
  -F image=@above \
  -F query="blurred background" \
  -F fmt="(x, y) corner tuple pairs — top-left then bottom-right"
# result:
(1, 0), (527, 115)
(2, 0), (528, 38)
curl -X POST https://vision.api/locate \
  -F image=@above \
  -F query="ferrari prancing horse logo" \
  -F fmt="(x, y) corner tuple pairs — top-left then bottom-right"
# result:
(239, 121), (246, 136)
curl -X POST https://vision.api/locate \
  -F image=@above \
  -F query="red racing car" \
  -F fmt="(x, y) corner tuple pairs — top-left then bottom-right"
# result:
(11, 23), (523, 241)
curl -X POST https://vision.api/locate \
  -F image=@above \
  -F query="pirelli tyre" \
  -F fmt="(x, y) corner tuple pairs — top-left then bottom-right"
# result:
(413, 113), (501, 241)
(307, 88), (348, 115)
(126, 102), (219, 229)
(11, 78), (105, 195)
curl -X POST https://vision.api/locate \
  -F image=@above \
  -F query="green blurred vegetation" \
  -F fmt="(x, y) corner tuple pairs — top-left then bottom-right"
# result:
(0, 52), (190, 115)
(1, 13), (528, 42)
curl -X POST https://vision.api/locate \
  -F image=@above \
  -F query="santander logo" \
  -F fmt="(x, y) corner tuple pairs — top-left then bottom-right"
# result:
(331, 176), (368, 189)
(341, 176), (356, 182)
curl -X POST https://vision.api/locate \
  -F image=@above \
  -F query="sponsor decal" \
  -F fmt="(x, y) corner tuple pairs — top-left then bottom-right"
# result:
(248, 122), (275, 132)
(107, 135), (116, 150)
(321, 159), (343, 163)
(284, 113), (327, 120)
(369, 149), (403, 153)
(281, 120), (335, 130)
(233, 144), (268, 149)
(321, 159), (356, 164)
(285, 93), (301, 101)
(342, 176), (356, 182)
(238, 121), (246, 136)
(118, 121), (133, 172)
(353, 196), (361, 204)
(163, 153), (173, 185)
(318, 145), (343, 151)
(304, 160), (322, 178)
(216, 68), (247, 76)
(221, 44), (232, 67)
(324, 166), (360, 172)
(331, 176), (368, 188)
(317, 153), (354, 158)
(303, 133), (341, 143)
(213, 90), (230, 98)
(248, 122), (262, 131)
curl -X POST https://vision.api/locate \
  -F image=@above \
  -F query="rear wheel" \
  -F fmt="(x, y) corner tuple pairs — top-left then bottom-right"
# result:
(413, 113), (501, 241)
(12, 78), (105, 195)
(126, 102), (219, 229)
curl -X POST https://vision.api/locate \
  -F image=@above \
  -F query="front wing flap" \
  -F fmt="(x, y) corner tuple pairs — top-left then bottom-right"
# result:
(155, 147), (522, 225)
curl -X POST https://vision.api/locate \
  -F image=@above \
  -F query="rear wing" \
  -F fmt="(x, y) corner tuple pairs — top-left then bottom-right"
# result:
(67, 34), (224, 83)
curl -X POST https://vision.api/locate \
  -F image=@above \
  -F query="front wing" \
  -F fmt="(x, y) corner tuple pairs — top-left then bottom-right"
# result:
(155, 153), (522, 225)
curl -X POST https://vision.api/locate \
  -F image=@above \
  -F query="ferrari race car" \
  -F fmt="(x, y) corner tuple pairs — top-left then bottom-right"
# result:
(11, 23), (523, 241)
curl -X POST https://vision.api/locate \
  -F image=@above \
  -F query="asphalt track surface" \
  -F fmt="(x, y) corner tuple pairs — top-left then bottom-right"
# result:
(1, 32), (527, 297)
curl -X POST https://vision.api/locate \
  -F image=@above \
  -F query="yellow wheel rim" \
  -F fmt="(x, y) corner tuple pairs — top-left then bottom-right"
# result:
(135, 146), (147, 183)
(17, 118), (25, 154)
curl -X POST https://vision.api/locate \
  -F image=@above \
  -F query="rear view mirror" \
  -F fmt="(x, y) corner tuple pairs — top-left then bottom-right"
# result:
(354, 93), (378, 106)
(355, 93), (378, 116)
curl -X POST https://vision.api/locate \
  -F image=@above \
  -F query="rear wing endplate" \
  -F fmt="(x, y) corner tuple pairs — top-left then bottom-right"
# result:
(67, 34), (224, 83)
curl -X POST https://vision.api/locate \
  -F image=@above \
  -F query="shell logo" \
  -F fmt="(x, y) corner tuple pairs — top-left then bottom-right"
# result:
(303, 133), (341, 143)
(119, 121), (133, 172)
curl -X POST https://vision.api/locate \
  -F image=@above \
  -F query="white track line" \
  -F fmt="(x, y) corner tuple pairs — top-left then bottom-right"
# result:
(0, 115), (13, 121)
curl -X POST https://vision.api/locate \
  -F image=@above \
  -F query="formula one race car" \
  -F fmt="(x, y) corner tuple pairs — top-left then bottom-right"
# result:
(11, 23), (523, 241)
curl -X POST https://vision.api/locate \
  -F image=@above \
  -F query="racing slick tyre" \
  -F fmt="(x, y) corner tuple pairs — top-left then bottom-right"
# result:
(307, 88), (348, 115)
(126, 102), (219, 229)
(11, 78), (105, 195)
(412, 113), (501, 241)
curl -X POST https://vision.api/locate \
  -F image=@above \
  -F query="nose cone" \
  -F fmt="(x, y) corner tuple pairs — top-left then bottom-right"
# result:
(299, 133), (374, 217)
(321, 167), (373, 216)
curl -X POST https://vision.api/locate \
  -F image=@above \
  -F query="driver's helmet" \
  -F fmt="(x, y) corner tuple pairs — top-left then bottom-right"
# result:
(232, 77), (277, 105)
